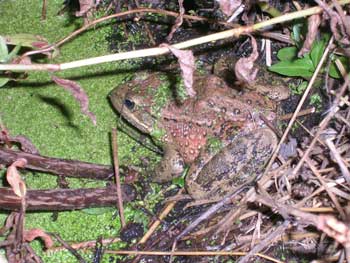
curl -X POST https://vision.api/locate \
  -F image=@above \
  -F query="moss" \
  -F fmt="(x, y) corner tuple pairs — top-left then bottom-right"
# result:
(0, 1), (156, 262)
(310, 93), (322, 111)
(150, 76), (172, 116)
(150, 123), (167, 143)
(175, 77), (189, 103)
(206, 136), (224, 155)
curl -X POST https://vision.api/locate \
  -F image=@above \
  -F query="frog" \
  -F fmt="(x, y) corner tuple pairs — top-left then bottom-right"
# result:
(110, 71), (282, 200)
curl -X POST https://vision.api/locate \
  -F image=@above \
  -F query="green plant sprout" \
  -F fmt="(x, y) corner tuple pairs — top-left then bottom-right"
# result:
(289, 81), (308, 95)
(269, 35), (350, 79)
(270, 17), (348, 79)
(310, 93), (322, 109)
(0, 36), (21, 87)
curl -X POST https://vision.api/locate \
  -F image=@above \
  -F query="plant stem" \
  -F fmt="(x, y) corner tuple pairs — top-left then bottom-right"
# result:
(0, 0), (349, 72)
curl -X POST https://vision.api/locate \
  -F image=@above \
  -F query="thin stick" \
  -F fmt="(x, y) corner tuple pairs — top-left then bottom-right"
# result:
(138, 188), (183, 244)
(323, 133), (350, 183)
(1, 0), (349, 72)
(41, 0), (47, 20)
(279, 107), (316, 120)
(237, 220), (290, 263)
(23, 8), (234, 58)
(304, 154), (346, 219)
(47, 237), (121, 253)
(263, 37), (334, 175)
(112, 128), (125, 227)
(291, 68), (350, 176)
(300, 207), (335, 212)
(103, 250), (284, 263)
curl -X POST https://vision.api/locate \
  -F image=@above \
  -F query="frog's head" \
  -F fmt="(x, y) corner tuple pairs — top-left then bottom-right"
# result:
(109, 80), (157, 135)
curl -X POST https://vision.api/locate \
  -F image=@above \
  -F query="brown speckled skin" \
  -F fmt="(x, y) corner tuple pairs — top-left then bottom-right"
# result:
(110, 72), (280, 199)
(186, 128), (277, 200)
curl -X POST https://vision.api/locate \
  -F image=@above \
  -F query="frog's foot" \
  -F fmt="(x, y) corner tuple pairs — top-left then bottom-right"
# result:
(152, 145), (185, 182)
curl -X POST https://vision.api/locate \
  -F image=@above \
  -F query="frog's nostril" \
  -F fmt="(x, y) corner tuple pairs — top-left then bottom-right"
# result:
(124, 99), (135, 110)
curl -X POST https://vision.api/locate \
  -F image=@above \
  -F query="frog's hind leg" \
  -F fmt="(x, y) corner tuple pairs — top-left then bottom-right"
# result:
(152, 145), (185, 183)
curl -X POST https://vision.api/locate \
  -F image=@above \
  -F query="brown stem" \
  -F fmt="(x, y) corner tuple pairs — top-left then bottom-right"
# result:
(41, 0), (47, 20)
(0, 147), (113, 180)
(111, 128), (125, 227)
(0, 185), (136, 211)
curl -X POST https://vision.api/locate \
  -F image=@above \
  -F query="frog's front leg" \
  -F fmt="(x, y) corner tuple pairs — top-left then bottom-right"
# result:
(152, 145), (185, 182)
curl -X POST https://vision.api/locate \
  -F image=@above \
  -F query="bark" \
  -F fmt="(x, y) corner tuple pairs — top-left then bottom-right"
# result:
(0, 147), (113, 180)
(0, 185), (136, 211)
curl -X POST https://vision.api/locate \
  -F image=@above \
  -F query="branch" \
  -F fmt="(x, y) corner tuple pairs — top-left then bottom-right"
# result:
(0, 185), (136, 211)
(0, 0), (349, 72)
(0, 147), (113, 180)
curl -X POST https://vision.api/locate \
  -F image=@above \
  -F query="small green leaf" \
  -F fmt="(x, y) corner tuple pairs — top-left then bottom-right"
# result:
(329, 56), (350, 79)
(172, 176), (185, 187)
(0, 36), (9, 62)
(290, 81), (308, 95)
(277, 47), (298, 61)
(172, 167), (188, 187)
(310, 94), (322, 109)
(292, 24), (302, 44)
(0, 77), (10, 87)
(291, 21), (307, 47)
(269, 58), (314, 78)
(5, 44), (21, 62)
(310, 40), (326, 67)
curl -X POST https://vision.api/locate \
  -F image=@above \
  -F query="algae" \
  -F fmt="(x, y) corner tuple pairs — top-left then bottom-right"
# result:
(0, 1), (156, 262)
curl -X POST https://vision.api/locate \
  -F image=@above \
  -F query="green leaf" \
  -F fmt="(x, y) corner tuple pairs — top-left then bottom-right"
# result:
(4, 33), (48, 48)
(0, 76), (9, 87)
(277, 47), (298, 61)
(172, 166), (188, 187)
(0, 36), (9, 62)
(5, 44), (21, 62)
(292, 24), (303, 44)
(172, 176), (185, 187)
(291, 21), (307, 47)
(310, 40), (326, 67)
(269, 58), (314, 78)
(329, 56), (350, 79)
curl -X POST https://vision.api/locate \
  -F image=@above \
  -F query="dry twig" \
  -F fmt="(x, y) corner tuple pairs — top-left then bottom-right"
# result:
(112, 128), (125, 227)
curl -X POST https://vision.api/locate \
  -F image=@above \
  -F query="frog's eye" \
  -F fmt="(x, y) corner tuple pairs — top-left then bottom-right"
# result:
(124, 99), (135, 110)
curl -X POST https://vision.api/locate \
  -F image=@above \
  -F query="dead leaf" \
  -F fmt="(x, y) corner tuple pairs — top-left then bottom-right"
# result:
(218, 0), (242, 17)
(317, 215), (350, 246)
(24, 228), (54, 249)
(280, 137), (298, 159)
(51, 76), (97, 125)
(4, 34), (48, 49)
(6, 158), (27, 197)
(166, 0), (185, 42)
(316, 0), (350, 44)
(298, 14), (321, 57)
(13, 135), (40, 154)
(234, 35), (259, 84)
(12, 56), (32, 65)
(160, 44), (196, 97)
(75, 0), (95, 17)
